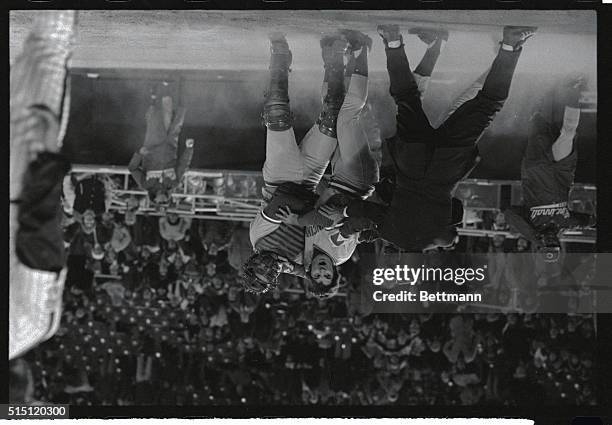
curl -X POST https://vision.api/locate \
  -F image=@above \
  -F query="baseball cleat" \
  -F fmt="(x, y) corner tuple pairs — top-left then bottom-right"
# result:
(377, 24), (402, 47)
(320, 33), (349, 65)
(502, 26), (537, 51)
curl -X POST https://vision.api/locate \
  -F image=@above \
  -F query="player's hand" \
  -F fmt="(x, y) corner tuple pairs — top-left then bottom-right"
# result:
(277, 206), (300, 226)
(139, 147), (149, 155)
(185, 138), (195, 148)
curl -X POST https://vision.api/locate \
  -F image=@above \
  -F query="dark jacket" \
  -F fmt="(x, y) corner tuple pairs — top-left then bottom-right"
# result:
(73, 176), (106, 216)
(347, 140), (478, 251)
(128, 107), (192, 192)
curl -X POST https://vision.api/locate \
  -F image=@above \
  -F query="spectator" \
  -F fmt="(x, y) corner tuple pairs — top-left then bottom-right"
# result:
(71, 174), (108, 217)
(127, 85), (194, 207)
(159, 213), (191, 242)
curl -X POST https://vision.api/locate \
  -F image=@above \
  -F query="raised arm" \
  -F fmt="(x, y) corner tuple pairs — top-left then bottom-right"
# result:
(502, 207), (539, 245)
(345, 199), (388, 225)
(175, 138), (194, 181)
(128, 151), (146, 188)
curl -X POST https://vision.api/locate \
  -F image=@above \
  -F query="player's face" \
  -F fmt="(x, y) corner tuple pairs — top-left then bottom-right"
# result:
(309, 253), (334, 286)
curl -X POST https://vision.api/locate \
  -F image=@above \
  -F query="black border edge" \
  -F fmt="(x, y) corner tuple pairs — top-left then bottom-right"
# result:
(3, 1), (610, 423)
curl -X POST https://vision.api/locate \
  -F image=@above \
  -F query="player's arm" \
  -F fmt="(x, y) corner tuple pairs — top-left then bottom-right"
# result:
(356, 227), (381, 243)
(277, 206), (334, 229)
(502, 207), (539, 246)
(168, 106), (187, 141)
(345, 199), (388, 226)
(128, 151), (146, 188)
(281, 193), (377, 230)
(551, 106), (580, 162)
(249, 212), (281, 247)
(281, 261), (308, 279)
(550, 78), (583, 162)
(175, 138), (195, 181)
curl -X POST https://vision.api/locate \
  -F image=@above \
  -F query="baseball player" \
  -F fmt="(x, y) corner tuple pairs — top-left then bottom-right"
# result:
(128, 85), (194, 207)
(10, 11), (77, 359)
(503, 77), (595, 262)
(275, 28), (450, 296)
(242, 31), (357, 296)
(278, 30), (379, 297)
(341, 24), (537, 252)
(283, 27), (451, 233)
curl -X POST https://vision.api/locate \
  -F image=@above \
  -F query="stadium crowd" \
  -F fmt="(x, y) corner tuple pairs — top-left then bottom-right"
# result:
(9, 173), (597, 407)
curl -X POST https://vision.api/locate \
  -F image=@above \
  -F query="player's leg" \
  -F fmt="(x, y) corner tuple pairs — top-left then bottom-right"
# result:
(436, 34), (499, 125)
(436, 26), (537, 147)
(438, 69), (489, 128)
(378, 24), (436, 145)
(300, 34), (348, 190)
(410, 27), (449, 99)
(261, 33), (304, 186)
(331, 30), (379, 197)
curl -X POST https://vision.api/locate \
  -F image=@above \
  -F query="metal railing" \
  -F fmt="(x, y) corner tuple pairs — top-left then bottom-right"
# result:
(70, 165), (597, 243)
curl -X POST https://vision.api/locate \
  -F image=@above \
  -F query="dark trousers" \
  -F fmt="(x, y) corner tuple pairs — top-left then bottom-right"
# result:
(385, 44), (521, 149)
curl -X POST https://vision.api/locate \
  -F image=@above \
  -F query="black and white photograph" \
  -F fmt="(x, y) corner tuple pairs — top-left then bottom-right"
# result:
(6, 4), (609, 420)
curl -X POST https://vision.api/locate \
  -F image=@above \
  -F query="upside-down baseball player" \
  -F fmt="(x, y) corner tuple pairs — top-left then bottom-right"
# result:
(502, 77), (595, 262)
(340, 24), (538, 252)
(243, 30), (376, 297)
(271, 28), (452, 296)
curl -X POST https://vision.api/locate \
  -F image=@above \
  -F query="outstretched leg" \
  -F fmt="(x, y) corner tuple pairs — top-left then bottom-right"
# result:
(379, 26), (446, 182)
(410, 27), (449, 98)
(436, 26), (537, 147)
(379, 24), (436, 146)
(330, 30), (379, 197)
(261, 33), (304, 187)
(300, 34), (348, 190)
(436, 34), (499, 126)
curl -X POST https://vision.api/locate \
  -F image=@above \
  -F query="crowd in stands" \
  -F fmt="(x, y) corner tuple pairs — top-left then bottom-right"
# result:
(10, 173), (598, 406)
